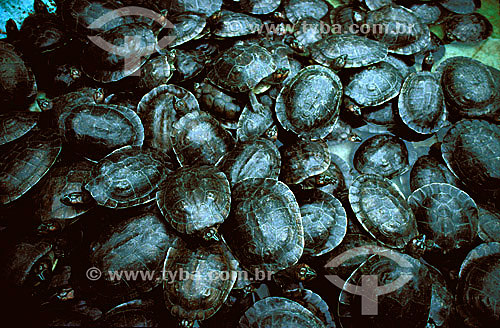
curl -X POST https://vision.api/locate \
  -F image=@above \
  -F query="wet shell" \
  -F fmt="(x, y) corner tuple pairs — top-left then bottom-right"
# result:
(409, 154), (460, 192)
(285, 0), (329, 24)
(478, 206), (500, 243)
(443, 13), (493, 43)
(0, 111), (38, 146)
(210, 10), (262, 38)
(280, 139), (331, 184)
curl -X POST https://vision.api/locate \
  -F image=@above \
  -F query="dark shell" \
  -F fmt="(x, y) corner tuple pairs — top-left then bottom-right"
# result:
(174, 43), (217, 82)
(303, 153), (352, 200)
(285, 288), (335, 328)
(58, 103), (144, 161)
(349, 174), (417, 248)
(439, 0), (478, 15)
(353, 134), (409, 179)
(89, 211), (177, 297)
(285, 0), (329, 24)
(293, 17), (324, 48)
(163, 240), (237, 323)
(280, 139), (330, 185)
(443, 13), (493, 43)
(408, 183), (478, 254)
(0, 111), (38, 146)
(137, 84), (198, 154)
(207, 43), (276, 93)
(382, 55), (416, 79)
(310, 34), (388, 68)
(437, 57), (500, 120)
(398, 72), (447, 134)
(172, 111), (234, 166)
(408, 3), (441, 25)
(47, 87), (104, 118)
(0, 129), (61, 204)
(137, 55), (174, 91)
(221, 178), (304, 272)
(361, 102), (397, 127)
(329, 5), (365, 36)
(85, 146), (170, 209)
(297, 189), (347, 256)
(409, 154), (460, 192)
(338, 250), (432, 328)
(18, 7), (66, 54)
(210, 10), (262, 38)
(363, 0), (391, 11)
(427, 266), (454, 328)
(365, 5), (431, 55)
(165, 13), (207, 48)
(193, 81), (242, 122)
(166, 0), (222, 16)
(97, 307), (159, 327)
(240, 297), (325, 327)
(156, 166), (231, 237)
(276, 65), (342, 140)
(441, 119), (500, 192)
(240, 0), (281, 15)
(345, 62), (403, 108)
(81, 23), (157, 83)
(478, 206), (500, 243)
(237, 101), (273, 142)
(217, 138), (280, 187)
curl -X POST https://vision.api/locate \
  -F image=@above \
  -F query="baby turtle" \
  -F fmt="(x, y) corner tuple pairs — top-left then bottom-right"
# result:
(217, 138), (281, 187)
(236, 93), (274, 142)
(478, 206), (500, 243)
(408, 3), (442, 25)
(441, 119), (500, 192)
(239, 0), (281, 15)
(284, 0), (329, 24)
(329, 5), (365, 36)
(164, 13), (207, 48)
(276, 65), (342, 140)
(397, 72), (447, 135)
(209, 10), (262, 38)
(296, 189), (347, 257)
(163, 239), (237, 327)
(353, 134), (409, 179)
(0, 111), (39, 146)
(426, 265), (454, 328)
(40, 87), (104, 117)
(136, 54), (175, 91)
(85, 146), (172, 209)
(166, 0), (223, 16)
(409, 154), (460, 192)
(408, 183), (478, 255)
(156, 166), (231, 241)
(221, 178), (304, 273)
(193, 81), (242, 122)
(442, 13), (493, 43)
(239, 296), (325, 327)
(439, 0), (478, 15)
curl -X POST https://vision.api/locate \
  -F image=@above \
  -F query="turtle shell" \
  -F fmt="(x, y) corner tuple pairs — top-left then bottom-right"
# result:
(156, 166), (231, 238)
(303, 153), (352, 200)
(240, 0), (281, 15)
(349, 174), (418, 248)
(398, 72), (447, 135)
(239, 296), (325, 327)
(221, 178), (304, 272)
(292, 17), (324, 48)
(164, 13), (207, 48)
(443, 13), (493, 43)
(217, 138), (280, 187)
(478, 205), (500, 243)
(285, 0), (329, 24)
(97, 306), (159, 327)
(297, 189), (347, 257)
(408, 183), (478, 254)
(439, 0), (478, 15)
(441, 119), (500, 192)
(46, 87), (104, 118)
(365, 5), (431, 55)
(172, 111), (234, 166)
(137, 84), (199, 154)
(85, 146), (171, 209)
(0, 129), (61, 204)
(353, 134), (409, 179)
(162, 240), (237, 324)
(58, 103), (144, 161)
(345, 62), (403, 108)
(207, 43), (276, 94)
(284, 288), (335, 328)
(194, 81), (242, 122)
(237, 101), (273, 142)
(409, 154), (460, 192)
(408, 3), (441, 25)
(276, 65), (342, 140)
(210, 10), (262, 38)
(437, 56), (499, 120)
(279, 139), (331, 184)
(137, 55), (174, 91)
(0, 111), (39, 146)
(329, 5), (365, 36)
(166, 0), (222, 16)
(310, 34), (388, 68)
(426, 265), (454, 328)
(363, 0), (391, 10)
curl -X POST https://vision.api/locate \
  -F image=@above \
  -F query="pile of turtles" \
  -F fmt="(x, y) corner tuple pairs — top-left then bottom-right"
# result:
(0, 0), (499, 327)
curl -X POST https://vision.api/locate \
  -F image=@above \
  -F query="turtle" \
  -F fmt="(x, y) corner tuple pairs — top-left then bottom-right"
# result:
(363, 0), (392, 11)
(163, 13), (207, 48)
(136, 53), (175, 91)
(207, 43), (288, 95)
(441, 119), (500, 192)
(442, 13), (493, 43)
(309, 34), (388, 69)
(221, 178), (304, 273)
(349, 174), (419, 250)
(439, 0), (479, 15)
(173, 42), (218, 82)
(236, 91), (275, 141)
(296, 189), (347, 257)
(217, 138), (281, 187)
(276, 65), (342, 140)
(365, 5), (431, 55)
(96, 301), (161, 327)
(360, 101), (397, 128)
(0, 128), (61, 205)
(437, 57), (500, 120)
(137, 84), (199, 154)
(172, 111), (234, 167)
(209, 10), (262, 38)
(44, 64), (84, 96)
(353, 134), (410, 179)
(291, 17), (324, 49)
(284, 0), (329, 24)
(193, 81), (243, 122)
(409, 154), (461, 192)
(397, 72), (448, 135)
(39, 87), (105, 117)
(303, 153), (352, 200)
(0, 41), (38, 111)
(156, 166), (231, 241)
(89, 210), (178, 300)
(165, 0), (223, 16)
(271, 263), (318, 291)
(408, 183), (479, 255)
(239, 0), (281, 15)
(239, 296), (326, 327)
(478, 205), (500, 243)
(426, 265), (454, 328)
(34, 160), (95, 234)
(279, 139), (331, 185)
(162, 239), (237, 327)
(382, 55), (416, 79)
(283, 288), (336, 328)
(329, 5), (365, 36)
(0, 111), (39, 146)
(408, 3), (442, 25)
(455, 242), (500, 327)
(57, 103), (144, 161)
(344, 62), (403, 115)
(84, 146), (172, 209)
(337, 250), (432, 328)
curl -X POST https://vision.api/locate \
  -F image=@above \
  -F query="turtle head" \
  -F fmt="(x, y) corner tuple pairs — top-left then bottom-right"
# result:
(287, 38), (310, 57)
(70, 67), (82, 80)
(295, 264), (317, 282)
(180, 319), (194, 328)
(271, 68), (290, 84)
(60, 191), (93, 206)
(31, 251), (57, 287)
(349, 132), (362, 142)
(406, 235), (434, 257)
(272, 11), (287, 22)
(37, 98), (53, 112)
(422, 52), (434, 72)
(264, 125), (278, 142)
(329, 54), (347, 71)
(202, 227), (220, 242)
(93, 88), (105, 103)
(37, 221), (62, 235)
(343, 98), (361, 116)
(173, 96), (188, 114)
